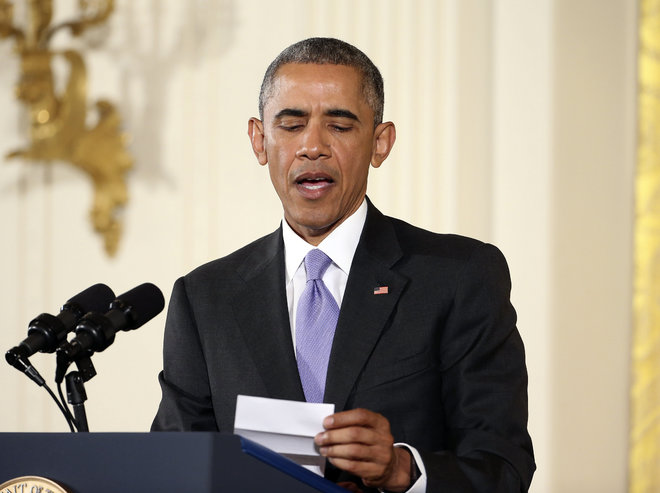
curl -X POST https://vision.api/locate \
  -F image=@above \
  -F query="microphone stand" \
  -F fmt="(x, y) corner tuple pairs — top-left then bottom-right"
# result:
(65, 371), (89, 432)
(56, 352), (97, 432)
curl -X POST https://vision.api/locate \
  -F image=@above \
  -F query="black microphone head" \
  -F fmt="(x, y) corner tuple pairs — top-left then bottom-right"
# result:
(64, 283), (116, 315)
(111, 283), (165, 330)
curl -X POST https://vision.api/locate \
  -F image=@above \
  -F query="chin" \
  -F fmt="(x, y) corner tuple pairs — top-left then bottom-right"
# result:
(294, 215), (338, 233)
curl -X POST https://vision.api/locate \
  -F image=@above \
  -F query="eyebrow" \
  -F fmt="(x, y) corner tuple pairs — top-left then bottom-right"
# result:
(273, 108), (308, 121)
(272, 108), (360, 123)
(325, 109), (360, 122)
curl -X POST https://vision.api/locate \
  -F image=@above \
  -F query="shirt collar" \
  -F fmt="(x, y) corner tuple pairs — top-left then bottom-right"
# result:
(282, 199), (368, 283)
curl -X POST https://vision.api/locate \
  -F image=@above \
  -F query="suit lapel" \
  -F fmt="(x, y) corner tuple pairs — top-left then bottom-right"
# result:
(230, 229), (305, 401)
(324, 202), (409, 411)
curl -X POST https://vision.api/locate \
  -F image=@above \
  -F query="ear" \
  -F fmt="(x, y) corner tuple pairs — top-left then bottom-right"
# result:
(370, 122), (396, 169)
(248, 117), (268, 165)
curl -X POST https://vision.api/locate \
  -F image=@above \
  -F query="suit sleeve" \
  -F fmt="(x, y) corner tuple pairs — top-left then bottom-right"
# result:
(151, 276), (218, 431)
(421, 243), (535, 492)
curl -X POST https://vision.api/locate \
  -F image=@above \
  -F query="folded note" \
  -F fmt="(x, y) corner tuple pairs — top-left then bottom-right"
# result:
(234, 395), (334, 475)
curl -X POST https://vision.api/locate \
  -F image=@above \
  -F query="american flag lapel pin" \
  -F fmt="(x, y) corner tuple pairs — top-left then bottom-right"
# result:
(373, 286), (389, 295)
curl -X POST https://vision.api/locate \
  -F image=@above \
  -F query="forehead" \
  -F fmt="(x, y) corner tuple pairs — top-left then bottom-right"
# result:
(264, 63), (368, 117)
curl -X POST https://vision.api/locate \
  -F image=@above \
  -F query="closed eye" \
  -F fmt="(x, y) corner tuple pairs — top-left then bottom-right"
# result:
(280, 124), (304, 132)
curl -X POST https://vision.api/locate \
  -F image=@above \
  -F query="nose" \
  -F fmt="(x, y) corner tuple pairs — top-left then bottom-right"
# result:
(296, 122), (330, 160)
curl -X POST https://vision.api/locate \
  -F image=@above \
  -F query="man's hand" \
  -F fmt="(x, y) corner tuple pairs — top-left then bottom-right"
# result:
(314, 408), (412, 492)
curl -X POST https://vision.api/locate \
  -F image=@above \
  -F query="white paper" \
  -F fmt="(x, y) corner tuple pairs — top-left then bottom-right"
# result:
(234, 395), (334, 475)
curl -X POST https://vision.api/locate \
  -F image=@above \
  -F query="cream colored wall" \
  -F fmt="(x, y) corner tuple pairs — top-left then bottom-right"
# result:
(0, 1), (636, 492)
(550, 1), (636, 491)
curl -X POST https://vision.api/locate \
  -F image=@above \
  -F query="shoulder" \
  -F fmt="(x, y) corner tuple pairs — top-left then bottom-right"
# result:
(181, 227), (282, 288)
(389, 216), (484, 254)
(375, 210), (508, 268)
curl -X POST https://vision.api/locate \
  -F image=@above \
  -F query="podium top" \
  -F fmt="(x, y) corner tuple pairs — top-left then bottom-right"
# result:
(0, 432), (347, 493)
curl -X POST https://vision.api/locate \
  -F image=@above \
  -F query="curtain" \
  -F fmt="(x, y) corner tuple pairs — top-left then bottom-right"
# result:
(630, 1), (660, 491)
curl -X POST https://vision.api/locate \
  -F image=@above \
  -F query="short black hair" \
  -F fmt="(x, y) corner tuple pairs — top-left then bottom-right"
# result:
(258, 37), (384, 126)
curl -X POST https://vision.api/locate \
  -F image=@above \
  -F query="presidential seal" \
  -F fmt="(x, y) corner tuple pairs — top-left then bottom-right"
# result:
(0, 475), (69, 493)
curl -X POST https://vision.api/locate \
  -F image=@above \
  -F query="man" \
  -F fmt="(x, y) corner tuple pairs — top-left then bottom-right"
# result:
(152, 37), (535, 492)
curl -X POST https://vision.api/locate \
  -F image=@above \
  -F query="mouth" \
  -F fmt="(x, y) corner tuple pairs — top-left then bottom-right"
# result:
(294, 172), (335, 197)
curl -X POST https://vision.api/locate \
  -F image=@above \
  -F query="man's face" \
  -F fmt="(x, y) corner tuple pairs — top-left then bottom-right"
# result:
(248, 63), (395, 245)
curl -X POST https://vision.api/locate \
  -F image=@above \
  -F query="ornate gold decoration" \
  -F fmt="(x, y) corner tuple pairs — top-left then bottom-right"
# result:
(0, 0), (132, 256)
(630, 0), (660, 491)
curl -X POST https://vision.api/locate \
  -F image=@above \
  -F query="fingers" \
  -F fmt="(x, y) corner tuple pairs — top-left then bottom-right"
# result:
(316, 408), (393, 461)
(322, 408), (390, 431)
(319, 441), (392, 477)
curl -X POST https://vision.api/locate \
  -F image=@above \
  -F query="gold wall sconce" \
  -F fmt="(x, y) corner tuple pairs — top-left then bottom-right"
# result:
(1, 0), (132, 256)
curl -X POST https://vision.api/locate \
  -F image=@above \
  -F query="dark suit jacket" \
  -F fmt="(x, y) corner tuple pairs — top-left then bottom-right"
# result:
(152, 200), (535, 492)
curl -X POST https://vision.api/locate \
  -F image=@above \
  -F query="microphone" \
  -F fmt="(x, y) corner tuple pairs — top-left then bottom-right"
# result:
(5, 283), (116, 372)
(57, 283), (165, 363)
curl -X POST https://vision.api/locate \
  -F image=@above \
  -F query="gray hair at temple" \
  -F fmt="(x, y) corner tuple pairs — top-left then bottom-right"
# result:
(258, 37), (385, 127)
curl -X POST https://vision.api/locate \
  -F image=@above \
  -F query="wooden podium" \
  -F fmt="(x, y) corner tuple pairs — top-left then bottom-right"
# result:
(0, 432), (347, 492)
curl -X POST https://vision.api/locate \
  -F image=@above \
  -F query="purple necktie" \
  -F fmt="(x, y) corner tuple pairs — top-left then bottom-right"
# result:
(296, 249), (340, 403)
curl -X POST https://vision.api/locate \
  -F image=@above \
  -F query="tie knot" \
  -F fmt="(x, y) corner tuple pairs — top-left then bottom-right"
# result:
(304, 249), (333, 281)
